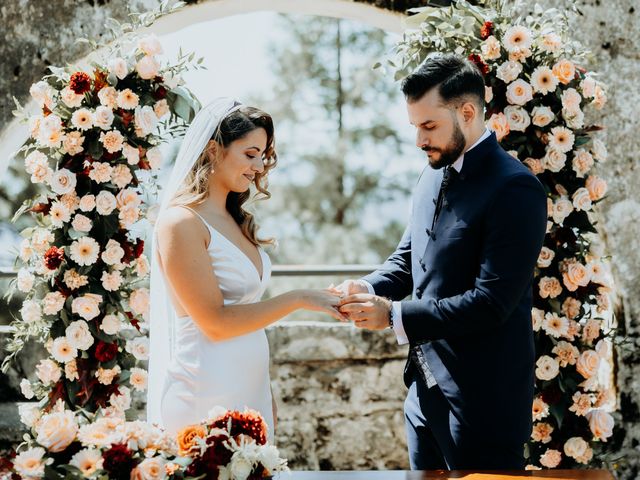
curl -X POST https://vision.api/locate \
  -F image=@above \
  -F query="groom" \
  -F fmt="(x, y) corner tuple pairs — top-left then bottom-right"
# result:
(336, 54), (547, 469)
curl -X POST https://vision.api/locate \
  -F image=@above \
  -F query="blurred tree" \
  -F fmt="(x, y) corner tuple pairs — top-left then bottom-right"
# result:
(252, 14), (415, 265)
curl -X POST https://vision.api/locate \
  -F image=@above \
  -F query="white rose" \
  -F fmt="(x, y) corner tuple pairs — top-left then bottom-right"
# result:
(587, 409), (614, 441)
(591, 139), (608, 162)
(136, 55), (160, 80)
(72, 213), (93, 233)
(36, 358), (62, 385)
(71, 294), (103, 321)
(543, 148), (566, 173)
(17, 268), (35, 292)
(79, 194), (96, 212)
(109, 386), (132, 412)
(496, 61), (522, 83)
(258, 444), (283, 472)
(135, 105), (159, 136)
(505, 79), (533, 106)
(65, 320), (95, 350)
(107, 57), (128, 80)
(504, 105), (530, 132)
(230, 455), (252, 480)
(531, 106), (554, 127)
(99, 86), (118, 109)
(154, 99), (170, 119)
(36, 409), (78, 452)
(30, 81), (54, 108)
(96, 190), (117, 215)
(20, 378), (35, 399)
(21, 299), (42, 323)
(135, 255), (150, 277)
(102, 239), (125, 266)
(537, 247), (555, 268)
(126, 337), (150, 361)
(100, 314), (122, 335)
(576, 350), (600, 379)
(43, 291), (66, 315)
(61, 86), (83, 108)
(131, 456), (166, 480)
(119, 205), (141, 228)
(552, 197), (573, 225)
(129, 288), (150, 317)
(123, 144), (140, 165)
(146, 147), (163, 169)
(572, 187), (592, 212)
(138, 35), (163, 56)
(19, 403), (42, 428)
(94, 106), (115, 130)
(535, 355), (559, 381)
(102, 270), (123, 291)
(564, 437), (590, 462)
(480, 35), (501, 60)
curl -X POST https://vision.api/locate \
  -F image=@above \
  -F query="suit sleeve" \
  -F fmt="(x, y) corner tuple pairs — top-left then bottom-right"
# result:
(401, 174), (547, 342)
(361, 224), (413, 301)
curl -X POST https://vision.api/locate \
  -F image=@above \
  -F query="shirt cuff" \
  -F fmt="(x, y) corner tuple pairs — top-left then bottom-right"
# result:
(360, 280), (375, 295)
(391, 302), (409, 345)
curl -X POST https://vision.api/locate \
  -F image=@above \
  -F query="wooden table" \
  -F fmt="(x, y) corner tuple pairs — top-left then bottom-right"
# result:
(277, 471), (614, 480)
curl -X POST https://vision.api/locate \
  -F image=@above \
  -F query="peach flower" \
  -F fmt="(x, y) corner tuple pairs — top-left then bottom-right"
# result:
(576, 350), (600, 379)
(572, 187), (592, 212)
(538, 276), (562, 299)
(585, 175), (607, 201)
(552, 59), (576, 85)
(572, 149), (594, 178)
(487, 113), (510, 141)
(177, 424), (208, 456)
(535, 355), (559, 381)
(506, 79), (533, 105)
(539, 449), (562, 468)
(531, 422), (554, 443)
(552, 341), (579, 367)
(569, 392), (593, 416)
(36, 410), (78, 452)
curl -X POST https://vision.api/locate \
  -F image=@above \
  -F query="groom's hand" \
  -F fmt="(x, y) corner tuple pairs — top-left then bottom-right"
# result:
(331, 279), (369, 296)
(338, 294), (392, 330)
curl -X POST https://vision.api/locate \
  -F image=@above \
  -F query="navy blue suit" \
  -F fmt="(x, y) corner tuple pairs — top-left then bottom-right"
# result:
(363, 133), (547, 469)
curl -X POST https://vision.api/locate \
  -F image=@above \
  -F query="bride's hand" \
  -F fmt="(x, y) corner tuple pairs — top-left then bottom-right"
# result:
(298, 289), (349, 322)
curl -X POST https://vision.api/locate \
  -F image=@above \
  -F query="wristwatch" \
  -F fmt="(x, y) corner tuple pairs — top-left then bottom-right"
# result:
(388, 301), (394, 329)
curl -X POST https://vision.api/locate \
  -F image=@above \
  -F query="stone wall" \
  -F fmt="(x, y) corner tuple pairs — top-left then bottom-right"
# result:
(0, 0), (639, 476)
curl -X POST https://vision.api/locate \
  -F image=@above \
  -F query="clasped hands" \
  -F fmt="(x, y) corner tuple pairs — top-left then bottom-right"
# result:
(327, 280), (392, 331)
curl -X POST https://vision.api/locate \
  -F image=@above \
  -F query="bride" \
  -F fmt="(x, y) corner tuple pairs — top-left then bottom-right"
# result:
(147, 98), (344, 438)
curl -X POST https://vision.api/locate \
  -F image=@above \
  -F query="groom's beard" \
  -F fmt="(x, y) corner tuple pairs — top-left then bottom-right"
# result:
(424, 119), (466, 170)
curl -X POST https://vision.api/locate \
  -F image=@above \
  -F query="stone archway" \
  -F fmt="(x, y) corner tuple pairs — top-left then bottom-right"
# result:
(0, 0), (639, 475)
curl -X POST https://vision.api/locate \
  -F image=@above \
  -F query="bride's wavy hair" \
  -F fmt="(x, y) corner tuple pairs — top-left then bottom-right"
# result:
(171, 106), (278, 246)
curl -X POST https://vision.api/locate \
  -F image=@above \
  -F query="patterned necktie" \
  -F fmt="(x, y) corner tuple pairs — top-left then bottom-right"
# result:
(429, 165), (457, 240)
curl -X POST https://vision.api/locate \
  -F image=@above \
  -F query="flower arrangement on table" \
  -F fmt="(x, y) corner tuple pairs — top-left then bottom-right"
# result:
(384, 0), (616, 470)
(10, 404), (286, 480)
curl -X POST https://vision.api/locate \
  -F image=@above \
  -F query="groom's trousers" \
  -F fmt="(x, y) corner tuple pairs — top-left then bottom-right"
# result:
(404, 369), (526, 470)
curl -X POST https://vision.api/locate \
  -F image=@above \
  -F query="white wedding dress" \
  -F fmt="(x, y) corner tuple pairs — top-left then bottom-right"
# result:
(159, 207), (274, 437)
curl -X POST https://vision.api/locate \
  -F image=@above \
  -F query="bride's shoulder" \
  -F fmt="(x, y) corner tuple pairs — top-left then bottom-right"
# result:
(156, 206), (203, 237)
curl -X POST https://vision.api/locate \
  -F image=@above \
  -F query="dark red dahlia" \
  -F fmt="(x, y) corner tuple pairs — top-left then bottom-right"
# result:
(44, 246), (65, 270)
(69, 72), (92, 94)
(102, 444), (137, 478)
(94, 340), (119, 363)
(480, 21), (493, 40)
(468, 54), (489, 76)
(154, 85), (168, 100)
(30, 201), (51, 214)
(134, 239), (145, 259)
(209, 410), (268, 445)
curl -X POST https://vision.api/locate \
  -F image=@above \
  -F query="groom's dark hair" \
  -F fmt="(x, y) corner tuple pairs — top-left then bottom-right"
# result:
(401, 54), (485, 109)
